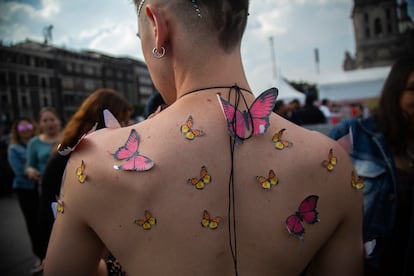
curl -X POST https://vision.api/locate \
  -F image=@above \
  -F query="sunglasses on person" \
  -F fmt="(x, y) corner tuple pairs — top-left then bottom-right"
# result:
(17, 123), (34, 132)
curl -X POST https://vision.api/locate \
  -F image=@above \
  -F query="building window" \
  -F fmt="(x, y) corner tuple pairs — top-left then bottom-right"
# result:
(28, 74), (38, 86)
(8, 72), (17, 85)
(84, 79), (95, 91)
(41, 78), (47, 88)
(365, 28), (371, 38)
(374, 18), (383, 36)
(386, 8), (391, 19)
(364, 13), (369, 24)
(1, 94), (8, 105)
(0, 72), (6, 86)
(21, 95), (28, 108)
(20, 75), (26, 86)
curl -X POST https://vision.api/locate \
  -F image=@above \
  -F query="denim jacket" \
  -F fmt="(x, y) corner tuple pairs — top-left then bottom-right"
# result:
(7, 143), (36, 190)
(328, 117), (397, 265)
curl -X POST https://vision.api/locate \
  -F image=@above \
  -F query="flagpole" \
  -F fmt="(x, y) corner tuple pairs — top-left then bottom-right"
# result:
(269, 36), (277, 81)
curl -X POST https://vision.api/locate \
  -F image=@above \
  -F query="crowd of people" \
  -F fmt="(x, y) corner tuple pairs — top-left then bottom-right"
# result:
(0, 1), (412, 275)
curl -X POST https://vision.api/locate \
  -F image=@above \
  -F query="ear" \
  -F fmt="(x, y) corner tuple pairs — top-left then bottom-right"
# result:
(145, 4), (169, 51)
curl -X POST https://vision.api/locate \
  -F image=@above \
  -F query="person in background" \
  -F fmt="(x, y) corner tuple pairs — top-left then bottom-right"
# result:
(328, 56), (414, 276)
(7, 117), (43, 274)
(38, 88), (132, 274)
(285, 98), (301, 123)
(273, 99), (289, 118)
(292, 94), (327, 125)
(144, 91), (167, 119)
(45, 1), (363, 275)
(319, 98), (332, 119)
(350, 103), (365, 119)
(26, 107), (62, 186)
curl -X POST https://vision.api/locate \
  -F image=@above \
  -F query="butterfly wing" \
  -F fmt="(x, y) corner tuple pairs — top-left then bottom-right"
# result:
(201, 210), (211, 227)
(113, 129), (140, 160)
(187, 177), (205, 189)
(200, 166), (211, 184)
(286, 214), (305, 238)
(114, 154), (154, 171)
(351, 171), (364, 190)
(256, 175), (271, 189)
(328, 149), (338, 166)
(272, 128), (292, 150)
(268, 169), (278, 186)
(180, 115), (193, 134)
(209, 216), (221, 229)
(322, 148), (337, 171)
(51, 202), (58, 218)
(104, 109), (122, 129)
(145, 210), (156, 225)
(76, 160), (86, 183)
(249, 88), (278, 135)
(297, 195), (319, 224)
(217, 94), (247, 139)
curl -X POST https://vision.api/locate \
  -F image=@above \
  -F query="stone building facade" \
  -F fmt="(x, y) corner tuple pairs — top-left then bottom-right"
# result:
(343, 0), (414, 70)
(0, 39), (156, 127)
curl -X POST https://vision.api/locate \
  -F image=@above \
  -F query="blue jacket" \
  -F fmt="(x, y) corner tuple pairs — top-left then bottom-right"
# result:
(7, 143), (36, 190)
(328, 117), (397, 265)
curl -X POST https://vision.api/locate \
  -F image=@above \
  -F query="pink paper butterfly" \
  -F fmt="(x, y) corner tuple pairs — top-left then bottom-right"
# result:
(286, 195), (319, 241)
(113, 129), (154, 171)
(217, 88), (278, 143)
(104, 109), (121, 129)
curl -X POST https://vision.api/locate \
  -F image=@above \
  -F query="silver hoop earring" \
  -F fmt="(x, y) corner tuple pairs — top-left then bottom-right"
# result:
(152, 47), (166, 59)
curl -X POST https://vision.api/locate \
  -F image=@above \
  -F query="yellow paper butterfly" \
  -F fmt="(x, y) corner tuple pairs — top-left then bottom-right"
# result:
(201, 210), (222, 230)
(322, 148), (337, 171)
(134, 210), (157, 230)
(56, 195), (64, 214)
(180, 115), (205, 140)
(256, 169), (279, 190)
(187, 165), (211, 190)
(272, 128), (293, 150)
(76, 160), (86, 183)
(351, 171), (364, 190)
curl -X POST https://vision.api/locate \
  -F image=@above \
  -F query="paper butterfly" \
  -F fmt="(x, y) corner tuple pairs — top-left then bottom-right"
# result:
(58, 123), (97, 156)
(180, 115), (205, 140)
(104, 109), (121, 129)
(76, 160), (87, 183)
(272, 128), (293, 150)
(201, 210), (222, 229)
(217, 88), (278, 143)
(113, 129), (154, 171)
(134, 210), (157, 230)
(351, 171), (364, 190)
(321, 148), (337, 171)
(286, 195), (319, 241)
(187, 165), (211, 190)
(51, 195), (64, 218)
(256, 169), (278, 190)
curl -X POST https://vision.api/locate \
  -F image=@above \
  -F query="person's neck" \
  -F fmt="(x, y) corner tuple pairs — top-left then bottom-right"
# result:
(21, 137), (31, 144)
(174, 52), (250, 100)
(40, 132), (60, 144)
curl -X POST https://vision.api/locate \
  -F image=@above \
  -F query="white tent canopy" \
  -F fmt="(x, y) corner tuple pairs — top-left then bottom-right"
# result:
(272, 75), (306, 104)
(317, 66), (390, 102)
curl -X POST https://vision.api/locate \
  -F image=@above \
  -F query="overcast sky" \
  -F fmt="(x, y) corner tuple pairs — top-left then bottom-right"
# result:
(1, 0), (413, 94)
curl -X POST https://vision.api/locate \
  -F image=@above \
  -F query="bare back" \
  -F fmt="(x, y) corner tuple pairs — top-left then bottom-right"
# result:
(45, 91), (363, 276)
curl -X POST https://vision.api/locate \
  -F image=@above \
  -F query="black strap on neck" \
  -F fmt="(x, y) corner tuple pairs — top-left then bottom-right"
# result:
(179, 85), (252, 99)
